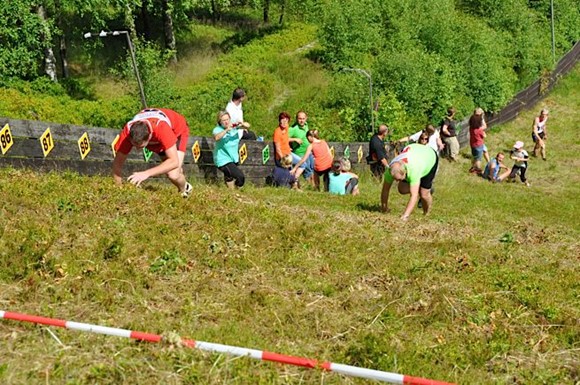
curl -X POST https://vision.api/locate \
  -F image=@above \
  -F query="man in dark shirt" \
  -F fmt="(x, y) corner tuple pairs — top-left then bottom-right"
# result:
(367, 124), (390, 180)
(440, 107), (459, 161)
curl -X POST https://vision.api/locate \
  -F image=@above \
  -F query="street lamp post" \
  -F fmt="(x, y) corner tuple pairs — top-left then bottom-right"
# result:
(341, 67), (374, 132)
(550, 0), (556, 64)
(84, 30), (147, 109)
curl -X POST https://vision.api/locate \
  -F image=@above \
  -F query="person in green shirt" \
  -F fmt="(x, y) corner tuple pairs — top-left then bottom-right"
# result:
(381, 144), (439, 220)
(289, 110), (314, 182)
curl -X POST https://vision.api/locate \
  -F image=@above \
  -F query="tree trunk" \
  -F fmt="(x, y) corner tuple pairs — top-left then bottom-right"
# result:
(162, 0), (177, 64)
(278, 0), (286, 25)
(211, 0), (219, 21)
(141, 3), (151, 41)
(36, 5), (58, 82)
(263, 0), (270, 23)
(125, 4), (138, 42)
(60, 35), (69, 79)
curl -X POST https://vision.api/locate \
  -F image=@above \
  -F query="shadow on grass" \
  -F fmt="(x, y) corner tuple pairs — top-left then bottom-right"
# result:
(356, 202), (382, 213)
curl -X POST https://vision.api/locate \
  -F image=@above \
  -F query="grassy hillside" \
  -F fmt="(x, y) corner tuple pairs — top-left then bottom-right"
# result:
(0, 65), (578, 384)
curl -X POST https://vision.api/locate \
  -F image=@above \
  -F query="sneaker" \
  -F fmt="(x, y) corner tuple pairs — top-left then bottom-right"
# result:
(418, 200), (423, 209)
(525, 182), (530, 187)
(182, 182), (193, 198)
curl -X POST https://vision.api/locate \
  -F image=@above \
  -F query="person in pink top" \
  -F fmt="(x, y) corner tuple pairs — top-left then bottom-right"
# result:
(292, 129), (333, 191)
(468, 107), (490, 174)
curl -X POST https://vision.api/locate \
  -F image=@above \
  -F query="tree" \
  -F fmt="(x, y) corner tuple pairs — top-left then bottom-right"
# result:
(0, 1), (50, 79)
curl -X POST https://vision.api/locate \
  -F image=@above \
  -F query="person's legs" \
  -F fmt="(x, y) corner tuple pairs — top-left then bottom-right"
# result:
(322, 169), (330, 192)
(449, 137), (460, 161)
(300, 153), (314, 180)
(165, 151), (187, 192)
(532, 134), (540, 157)
(370, 163), (385, 180)
(471, 146), (483, 172)
(313, 172), (321, 191)
(291, 153), (306, 179)
(483, 145), (490, 163)
(519, 166), (527, 183)
(219, 163), (245, 188)
(508, 166), (519, 181)
(497, 169), (511, 182)
(345, 178), (359, 195)
(419, 187), (433, 214)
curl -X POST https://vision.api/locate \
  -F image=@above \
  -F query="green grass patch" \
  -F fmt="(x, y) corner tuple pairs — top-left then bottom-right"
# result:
(0, 66), (578, 384)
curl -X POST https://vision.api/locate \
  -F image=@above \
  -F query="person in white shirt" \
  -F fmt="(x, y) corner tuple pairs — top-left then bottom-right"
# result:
(397, 124), (444, 155)
(531, 108), (549, 160)
(508, 141), (530, 187)
(225, 88), (256, 140)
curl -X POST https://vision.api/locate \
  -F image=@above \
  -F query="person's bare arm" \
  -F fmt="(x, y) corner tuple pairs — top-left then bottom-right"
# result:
(127, 145), (180, 187)
(112, 151), (129, 185)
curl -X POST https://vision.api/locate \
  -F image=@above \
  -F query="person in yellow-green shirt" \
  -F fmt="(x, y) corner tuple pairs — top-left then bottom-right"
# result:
(381, 143), (438, 220)
(289, 110), (314, 182)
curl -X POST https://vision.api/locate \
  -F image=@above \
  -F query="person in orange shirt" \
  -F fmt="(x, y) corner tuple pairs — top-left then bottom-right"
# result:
(292, 129), (333, 191)
(273, 111), (293, 165)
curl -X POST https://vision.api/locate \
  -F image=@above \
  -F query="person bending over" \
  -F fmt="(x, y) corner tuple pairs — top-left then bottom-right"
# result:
(291, 129), (333, 191)
(381, 143), (438, 220)
(112, 108), (192, 197)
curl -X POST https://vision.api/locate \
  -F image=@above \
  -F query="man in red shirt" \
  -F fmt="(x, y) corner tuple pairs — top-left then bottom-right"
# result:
(112, 108), (192, 197)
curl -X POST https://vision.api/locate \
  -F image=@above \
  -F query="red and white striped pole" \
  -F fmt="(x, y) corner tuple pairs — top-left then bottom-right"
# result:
(1, 310), (455, 385)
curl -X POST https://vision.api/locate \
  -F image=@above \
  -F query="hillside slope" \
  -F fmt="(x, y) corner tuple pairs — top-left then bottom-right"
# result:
(0, 65), (578, 384)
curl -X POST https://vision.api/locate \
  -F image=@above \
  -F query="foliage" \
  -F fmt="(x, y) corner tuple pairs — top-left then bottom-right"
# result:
(0, 1), (49, 79)
(315, 0), (579, 135)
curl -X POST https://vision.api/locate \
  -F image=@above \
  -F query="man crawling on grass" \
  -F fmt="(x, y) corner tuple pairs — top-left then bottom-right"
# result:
(112, 108), (193, 198)
(380, 143), (438, 221)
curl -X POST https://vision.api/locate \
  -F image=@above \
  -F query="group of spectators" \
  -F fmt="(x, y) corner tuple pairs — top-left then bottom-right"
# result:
(367, 106), (549, 219)
(111, 88), (359, 198)
(110, 87), (549, 218)
(469, 107), (549, 187)
(213, 89), (360, 195)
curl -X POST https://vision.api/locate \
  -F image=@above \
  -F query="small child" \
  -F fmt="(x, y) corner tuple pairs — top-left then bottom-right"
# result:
(508, 141), (530, 186)
(329, 158), (360, 195)
(272, 154), (297, 189)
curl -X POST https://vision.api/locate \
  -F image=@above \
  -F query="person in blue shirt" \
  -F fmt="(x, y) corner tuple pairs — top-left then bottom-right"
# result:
(271, 154), (297, 189)
(482, 152), (510, 182)
(329, 159), (359, 195)
(212, 111), (245, 188)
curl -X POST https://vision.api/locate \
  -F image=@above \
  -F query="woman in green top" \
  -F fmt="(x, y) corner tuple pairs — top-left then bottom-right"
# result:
(212, 111), (245, 188)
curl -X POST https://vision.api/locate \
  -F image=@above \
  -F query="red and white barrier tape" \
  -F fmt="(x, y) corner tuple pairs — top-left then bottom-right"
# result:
(1, 310), (455, 385)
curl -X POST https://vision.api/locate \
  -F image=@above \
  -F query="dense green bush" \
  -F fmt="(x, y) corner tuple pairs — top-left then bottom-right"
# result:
(316, 0), (579, 135)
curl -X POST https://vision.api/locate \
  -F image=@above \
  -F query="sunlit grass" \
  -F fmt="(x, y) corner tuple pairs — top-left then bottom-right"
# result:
(0, 67), (578, 385)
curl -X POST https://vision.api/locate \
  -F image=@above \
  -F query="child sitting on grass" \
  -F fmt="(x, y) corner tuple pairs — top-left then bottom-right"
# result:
(508, 141), (530, 187)
(329, 158), (360, 195)
(271, 154), (298, 189)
